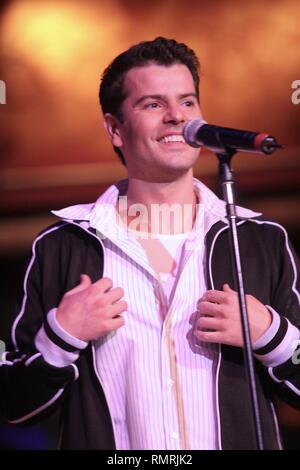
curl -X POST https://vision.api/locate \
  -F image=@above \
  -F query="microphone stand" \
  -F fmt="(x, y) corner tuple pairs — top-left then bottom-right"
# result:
(216, 148), (264, 450)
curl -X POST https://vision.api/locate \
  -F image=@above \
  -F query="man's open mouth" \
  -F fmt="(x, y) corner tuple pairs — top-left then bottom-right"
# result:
(158, 135), (185, 143)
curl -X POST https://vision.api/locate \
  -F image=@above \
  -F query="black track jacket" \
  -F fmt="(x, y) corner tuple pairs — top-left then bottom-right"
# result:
(1, 214), (299, 449)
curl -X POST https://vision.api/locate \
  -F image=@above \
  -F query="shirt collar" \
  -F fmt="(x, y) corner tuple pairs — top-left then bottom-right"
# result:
(52, 178), (261, 235)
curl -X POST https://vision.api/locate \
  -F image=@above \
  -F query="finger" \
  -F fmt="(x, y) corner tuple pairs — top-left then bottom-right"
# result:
(223, 283), (234, 293)
(100, 287), (125, 305)
(93, 277), (113, 293)
(194, 329), (223, 344)
(195, 316), (221, 331)
(197, 300), (222, 317)
(106, 300), (128, 317)
(106, 315), (125, 331)
(65, 274), (92, 297)
(202, 289), (229, 304)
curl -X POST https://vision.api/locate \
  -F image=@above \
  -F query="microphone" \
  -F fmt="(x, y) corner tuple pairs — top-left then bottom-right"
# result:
(183, 118), (282, 155)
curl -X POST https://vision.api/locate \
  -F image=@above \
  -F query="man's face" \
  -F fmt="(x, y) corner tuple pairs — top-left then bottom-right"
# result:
(105, 63), (203, 182)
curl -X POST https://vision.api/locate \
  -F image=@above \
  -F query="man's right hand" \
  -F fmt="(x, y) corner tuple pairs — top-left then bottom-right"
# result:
(56, 274), (127, 342)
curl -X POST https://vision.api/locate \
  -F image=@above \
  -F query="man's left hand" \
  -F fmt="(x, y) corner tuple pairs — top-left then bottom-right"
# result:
(194, 284), (272, 347)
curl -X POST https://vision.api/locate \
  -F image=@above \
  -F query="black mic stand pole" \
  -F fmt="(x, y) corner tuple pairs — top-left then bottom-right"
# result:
(216, 148), (264, 450)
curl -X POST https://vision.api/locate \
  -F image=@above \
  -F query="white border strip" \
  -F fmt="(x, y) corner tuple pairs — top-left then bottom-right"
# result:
(25, 352), (41, 367)
(11, 224), (68, 350)
(248, 219), (300, 306)
(8, 388), (65, 424)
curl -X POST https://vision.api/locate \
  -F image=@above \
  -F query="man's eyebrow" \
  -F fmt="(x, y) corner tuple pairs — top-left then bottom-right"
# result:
(133, 95), (164, 107)
(133, 93), (198, 107)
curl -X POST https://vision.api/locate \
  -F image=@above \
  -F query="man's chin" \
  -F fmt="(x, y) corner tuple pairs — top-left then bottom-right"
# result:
(161, 157), (197, 174)
(144, 165), (194, 183)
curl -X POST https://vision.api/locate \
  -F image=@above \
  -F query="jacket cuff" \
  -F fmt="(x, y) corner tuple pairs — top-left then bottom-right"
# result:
(34, 308), (88, 367)
(47, 308), (88, 350)
(253, 306), (300, 367)
(252, 306), (279, 350)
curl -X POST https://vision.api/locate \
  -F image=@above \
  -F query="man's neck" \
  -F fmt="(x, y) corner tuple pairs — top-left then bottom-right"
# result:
(118, 172), (199, 235)
(127, 171), (195, 205)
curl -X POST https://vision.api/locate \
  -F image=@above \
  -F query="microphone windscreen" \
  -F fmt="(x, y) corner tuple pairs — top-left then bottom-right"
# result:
(183, 118), (207, 148)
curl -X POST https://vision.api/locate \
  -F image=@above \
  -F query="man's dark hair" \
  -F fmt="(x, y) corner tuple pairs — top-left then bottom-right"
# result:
(99, 37), (200, 165)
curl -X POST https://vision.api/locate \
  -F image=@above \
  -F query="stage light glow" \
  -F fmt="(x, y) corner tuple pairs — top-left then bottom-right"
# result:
(1, 0), (126, 82)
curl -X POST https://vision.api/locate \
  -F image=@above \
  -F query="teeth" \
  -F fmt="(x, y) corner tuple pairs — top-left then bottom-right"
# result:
(159, 135), (185, 143)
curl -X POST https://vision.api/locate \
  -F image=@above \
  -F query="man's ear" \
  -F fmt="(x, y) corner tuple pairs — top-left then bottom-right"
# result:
(103, 113), (123, 148)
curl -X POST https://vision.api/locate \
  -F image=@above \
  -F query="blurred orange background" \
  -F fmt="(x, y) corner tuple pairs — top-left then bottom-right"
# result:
(0, 0), (299, 222)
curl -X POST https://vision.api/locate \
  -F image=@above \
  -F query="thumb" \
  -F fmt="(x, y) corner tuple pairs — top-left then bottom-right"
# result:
(79, 274), (92, 288)
(65, 274), (92, 297)
(223, 283), (234, 292)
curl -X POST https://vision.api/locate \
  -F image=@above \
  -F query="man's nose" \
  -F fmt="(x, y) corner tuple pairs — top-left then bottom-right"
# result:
(163, 103), (185, 125)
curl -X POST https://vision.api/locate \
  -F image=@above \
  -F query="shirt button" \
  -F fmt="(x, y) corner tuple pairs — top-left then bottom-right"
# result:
(171, 432), (179, 439)
(167, 378), (174, 387)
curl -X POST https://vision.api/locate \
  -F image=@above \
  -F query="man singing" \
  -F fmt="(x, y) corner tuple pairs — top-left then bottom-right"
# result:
(1, 37), (299, 450)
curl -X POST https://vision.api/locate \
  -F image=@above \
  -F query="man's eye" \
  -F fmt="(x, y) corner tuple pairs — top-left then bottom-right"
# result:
(183, 100), (194, 107)
(145, 102), (161, 109)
